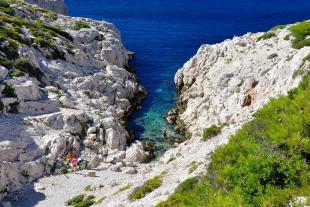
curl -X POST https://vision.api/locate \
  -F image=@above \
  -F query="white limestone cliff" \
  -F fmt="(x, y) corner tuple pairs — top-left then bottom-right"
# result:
(0, 1), (147, 200)
(8, 21), (309, 207)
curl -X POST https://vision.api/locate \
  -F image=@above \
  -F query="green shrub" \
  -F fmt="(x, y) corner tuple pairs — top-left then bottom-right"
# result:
(157, 75), (310, 207)
(73, 22), (90, 30)
(84, 185), (93, 192)
(0, 0), (11, 8)
(74, 200), (95, 207)
(257, 32), (276, 41)
(284, 34), (291, 41)
(14, 57), (44, 81)
(66, 194), (95, 207)
(175, 177), (199, 193)
(271, 24), (286, 31)
(66, 194), (85, 206)
(129, 176), (163, 200)
(202, 125), (222, 140)
(113, 184), (132, 195)
(60, 167), (68, 174)
(289, 21), (310, 49)
(2, 83), (16, 97)
(0, 6), (14, 15)
(51, 48), (66, 60)
(8, 69), (24, 78)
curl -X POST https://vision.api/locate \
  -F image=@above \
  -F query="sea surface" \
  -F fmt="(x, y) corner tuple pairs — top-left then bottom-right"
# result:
(66, 0), (310, 155)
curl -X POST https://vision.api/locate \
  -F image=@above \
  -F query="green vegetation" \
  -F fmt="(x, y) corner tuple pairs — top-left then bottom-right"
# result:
(66, 194), (95, 207)
(73, 22), (90, 30)
(284, 34), (291, 41)
(270, 24), (286, 31)
(289, 20), (310, 49)
(257, 32), (276, 41)
(113, 184), (132, 195)
(157, 76), (310, 207)
(60, 167), (68, 174)
(2, 83), (16, 97)
(84, 185), (93, 192)
(15, 57), (44, 81)
(302, 53), (310, 66)
(0, 0), (11, 8)
(129, 175), (163, 200)
(8, 69), (24, 78)
(202, 125), (222, 141)
(188, 161), (198, 174)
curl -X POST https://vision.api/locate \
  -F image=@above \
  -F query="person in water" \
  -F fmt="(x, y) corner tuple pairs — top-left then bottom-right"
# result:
(163, 128), (169, 139)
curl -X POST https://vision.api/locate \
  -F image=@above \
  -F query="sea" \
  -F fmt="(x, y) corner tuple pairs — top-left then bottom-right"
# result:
(65, 0), (310, 156)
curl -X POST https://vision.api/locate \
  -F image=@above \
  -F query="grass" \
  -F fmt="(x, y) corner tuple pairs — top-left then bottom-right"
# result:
(129, 175), (163, 200)
(257, 32), (276, 41)
(66, 194), (95, 207)
(157, 75), (310, 207)
(113, 184), (132, 195)
(73, 22), (90, 30)
(202, 125), (222, 141)
(289, 20), (310, 49)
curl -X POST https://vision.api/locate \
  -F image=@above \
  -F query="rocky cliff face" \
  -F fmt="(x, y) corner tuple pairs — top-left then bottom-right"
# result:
(25, 0), (68, 15)
(0, 1), (146, 199)
(175, 25), (309, 139)
(7, 22), (308, 207)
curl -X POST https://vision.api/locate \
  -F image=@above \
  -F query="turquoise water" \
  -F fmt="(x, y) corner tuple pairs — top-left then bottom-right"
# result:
(65, 0), (310, 155)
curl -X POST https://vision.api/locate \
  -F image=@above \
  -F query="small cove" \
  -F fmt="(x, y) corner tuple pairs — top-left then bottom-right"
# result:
(66, 0), (310, 156)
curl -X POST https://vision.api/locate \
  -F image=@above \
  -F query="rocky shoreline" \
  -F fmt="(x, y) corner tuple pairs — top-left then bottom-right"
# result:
(0, 1), (309, 207)
(0, 1), (149, 201)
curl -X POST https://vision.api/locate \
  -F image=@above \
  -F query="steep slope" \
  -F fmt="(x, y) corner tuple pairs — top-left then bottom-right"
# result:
(9, 21), (309, 207)
(0, 1), (146, 199)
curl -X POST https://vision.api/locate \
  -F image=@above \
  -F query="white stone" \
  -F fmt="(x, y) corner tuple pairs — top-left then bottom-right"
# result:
(6, 78), (41, 101)
(0, 66), (8, 81)
(125, 141), (147, 163)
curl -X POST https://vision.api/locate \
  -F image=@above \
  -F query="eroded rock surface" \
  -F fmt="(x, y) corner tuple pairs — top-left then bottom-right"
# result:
(8, 22), (309, 207)
(0, 1), (147, 199)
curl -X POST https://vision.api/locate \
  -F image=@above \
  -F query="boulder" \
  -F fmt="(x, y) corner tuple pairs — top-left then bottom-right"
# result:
(125, 141), (147, 163)
(105, 128), (126, 150)
(6, 78), (41, 101)
(0, 66), (8, 81)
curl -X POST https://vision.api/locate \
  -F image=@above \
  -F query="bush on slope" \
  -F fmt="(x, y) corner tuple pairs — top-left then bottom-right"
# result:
(157, 75), (310, 207)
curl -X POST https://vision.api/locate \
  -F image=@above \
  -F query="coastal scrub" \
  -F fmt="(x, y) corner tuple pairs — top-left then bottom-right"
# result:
(157, 75), (310, 207)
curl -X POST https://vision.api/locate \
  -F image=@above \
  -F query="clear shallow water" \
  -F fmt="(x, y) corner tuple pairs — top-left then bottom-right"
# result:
(65, 0), (310, 155)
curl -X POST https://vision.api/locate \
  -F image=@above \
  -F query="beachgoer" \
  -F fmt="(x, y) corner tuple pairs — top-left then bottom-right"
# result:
(163, 128), (168, 139)
(71, 157), (78, 173)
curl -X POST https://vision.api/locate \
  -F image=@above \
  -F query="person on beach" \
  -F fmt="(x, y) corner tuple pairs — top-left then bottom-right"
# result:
(71, 156), (78, 173)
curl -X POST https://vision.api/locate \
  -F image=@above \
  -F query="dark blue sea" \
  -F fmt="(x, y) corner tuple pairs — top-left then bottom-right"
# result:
(65, 0), (310, 155)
